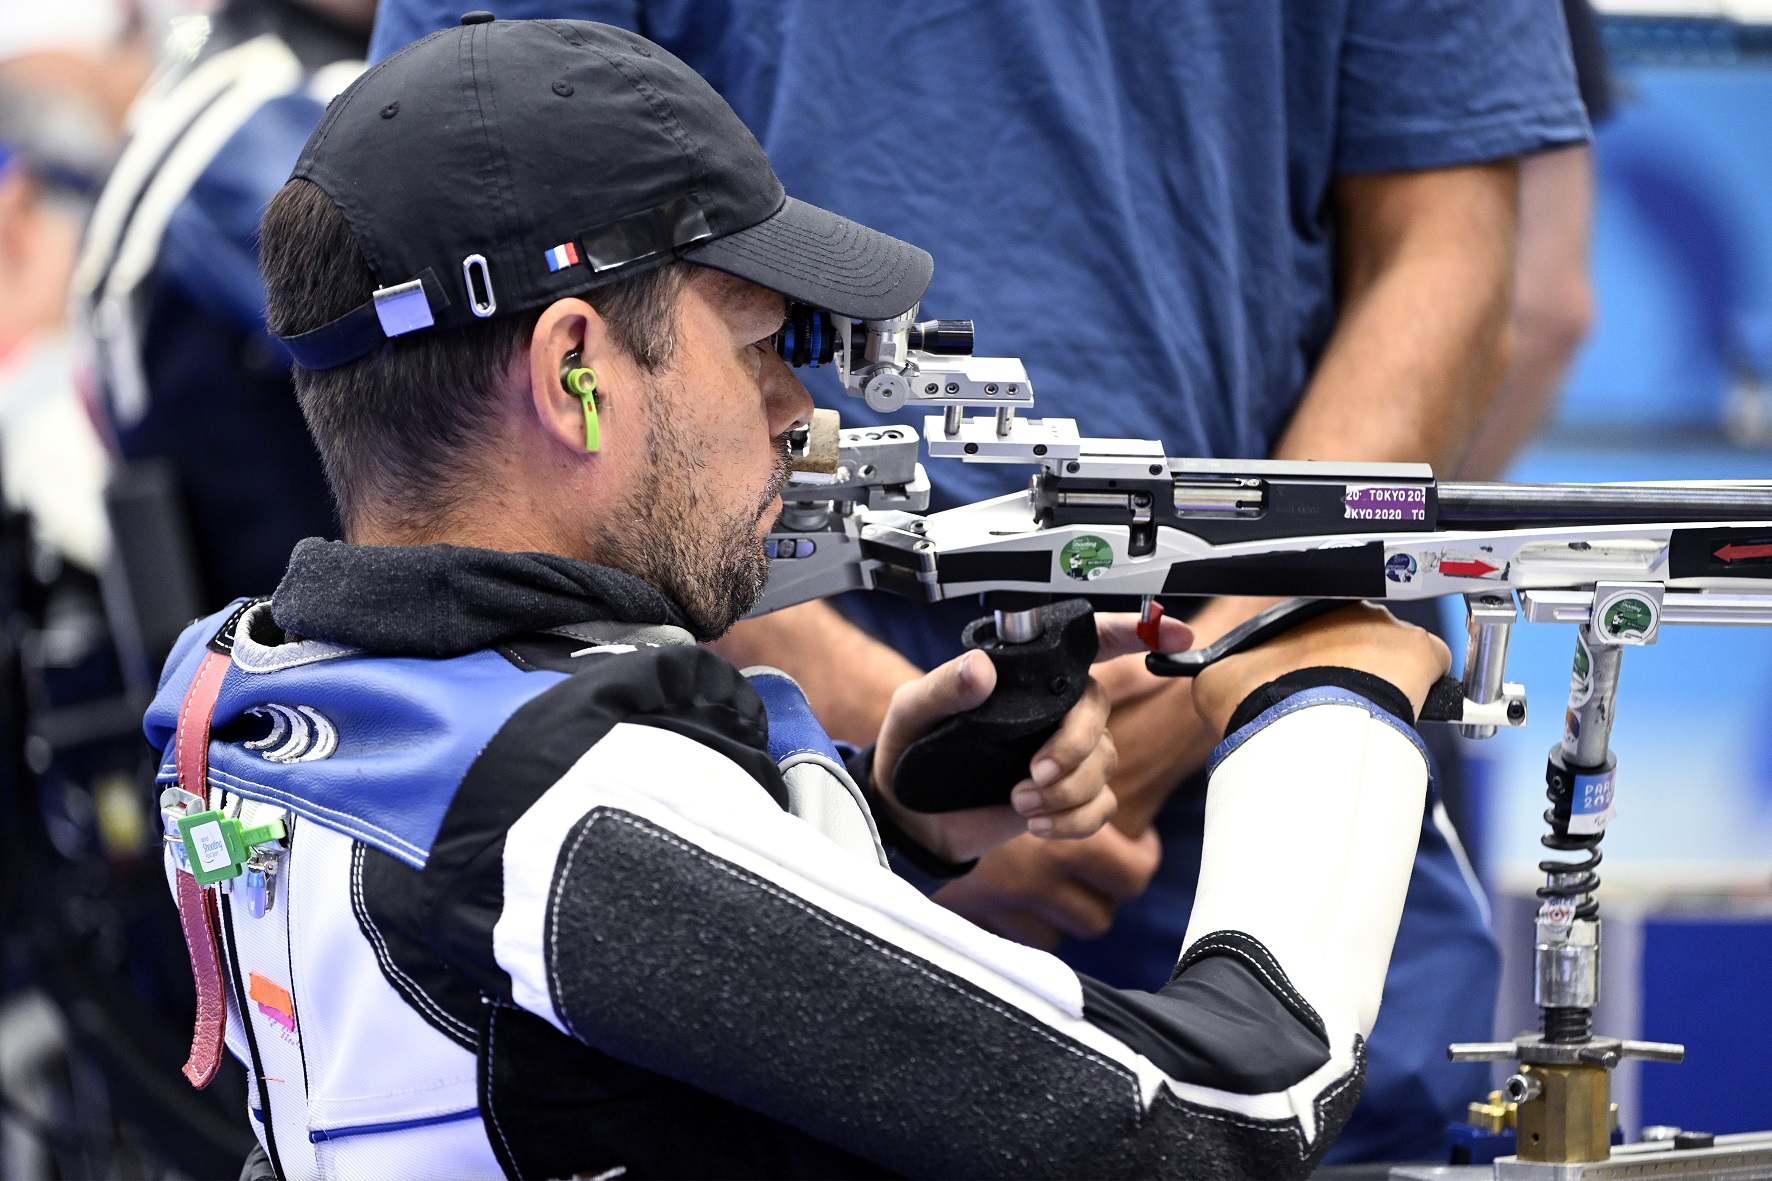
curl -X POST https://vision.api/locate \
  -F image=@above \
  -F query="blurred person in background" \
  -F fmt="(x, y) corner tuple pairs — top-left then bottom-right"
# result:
(371, 0), (1591, 1162)
(0, 0), (146, 574)
(1457, 0), (1614, 484)
(0, 1), (152, 142)
(0, 8), (193, 1178)
(0, 1), (372, 1176)
(74, 0), (374, 660)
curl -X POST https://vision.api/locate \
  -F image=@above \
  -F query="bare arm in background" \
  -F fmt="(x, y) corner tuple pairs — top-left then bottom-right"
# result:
(1084, 160), (1522, 835)
(1453, 146), (1596, 479)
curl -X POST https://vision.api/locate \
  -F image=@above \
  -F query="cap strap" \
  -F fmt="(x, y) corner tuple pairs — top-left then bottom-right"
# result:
(578, 194), (714, 274)
(279, 267), (451, 371)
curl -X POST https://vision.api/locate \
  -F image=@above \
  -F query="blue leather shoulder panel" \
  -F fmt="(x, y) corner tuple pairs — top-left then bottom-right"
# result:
(744, 669), (842, 766)
(146, 608), (565, 868)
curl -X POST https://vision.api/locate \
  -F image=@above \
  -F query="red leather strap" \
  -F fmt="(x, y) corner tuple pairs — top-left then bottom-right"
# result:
(176, 870), (228, 1087)
(173, 648), (231, 1088)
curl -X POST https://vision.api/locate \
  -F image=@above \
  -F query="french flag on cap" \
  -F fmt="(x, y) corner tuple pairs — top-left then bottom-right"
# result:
(545, 240), (581, 272)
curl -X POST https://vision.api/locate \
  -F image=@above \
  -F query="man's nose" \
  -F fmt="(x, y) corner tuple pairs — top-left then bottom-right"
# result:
(762, 349), (816, 437)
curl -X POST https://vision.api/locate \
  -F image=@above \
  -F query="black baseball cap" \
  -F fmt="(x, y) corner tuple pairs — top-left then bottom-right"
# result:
(278, 14), (933, 370)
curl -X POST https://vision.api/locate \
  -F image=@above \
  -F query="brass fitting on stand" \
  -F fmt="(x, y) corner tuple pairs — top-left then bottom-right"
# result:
(1512, 1063), (1611, 1163)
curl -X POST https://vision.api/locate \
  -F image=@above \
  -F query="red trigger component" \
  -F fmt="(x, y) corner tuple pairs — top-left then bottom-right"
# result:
(1136, 597), (1165, 651)
(174, 648), (232, 1088)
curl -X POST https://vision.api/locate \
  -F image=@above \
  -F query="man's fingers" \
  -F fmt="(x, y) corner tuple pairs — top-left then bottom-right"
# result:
(1094, 612), (1193, 661)
(1028, 879), (1120, 941)
(1027, 785), (1118, 840)
(882, 649), (996, 745)
(1012, 740), (1117, 821)
(1062, 827), (1162, 900)
(1028, 679), (1111, 786)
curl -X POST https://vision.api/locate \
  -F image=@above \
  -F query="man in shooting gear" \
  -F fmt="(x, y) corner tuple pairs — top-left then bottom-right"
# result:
(148, 17), (1450, 1178)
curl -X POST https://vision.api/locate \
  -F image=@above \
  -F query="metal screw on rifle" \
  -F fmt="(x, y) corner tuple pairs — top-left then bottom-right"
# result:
(985, 383), (999, 394)
(924, 382), (939, 394)
(1067, 461), (1081, 473)
(945, 382), (960, 394)
(1150, 464), (1163, 475)
(1033, 445), (1047, 456)
(1508, 700), (1526, 722)
(964, 443), (979, 454)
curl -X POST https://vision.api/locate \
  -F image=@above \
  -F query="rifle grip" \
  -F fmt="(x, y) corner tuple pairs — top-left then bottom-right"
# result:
(891, 599), (1099, 813)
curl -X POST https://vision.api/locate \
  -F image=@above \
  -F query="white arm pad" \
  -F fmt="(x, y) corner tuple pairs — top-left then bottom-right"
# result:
(1182, 692), (1429, 1046)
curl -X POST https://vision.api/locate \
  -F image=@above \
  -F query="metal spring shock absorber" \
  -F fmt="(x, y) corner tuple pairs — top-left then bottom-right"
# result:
(1535, 628), (1619, 1045)
(1537, 753), (1609, 1044)
(1448, 589), (1684, 1169)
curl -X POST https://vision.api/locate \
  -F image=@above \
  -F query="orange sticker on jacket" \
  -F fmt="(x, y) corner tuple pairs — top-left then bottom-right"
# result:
(248, 971), (296, 1032)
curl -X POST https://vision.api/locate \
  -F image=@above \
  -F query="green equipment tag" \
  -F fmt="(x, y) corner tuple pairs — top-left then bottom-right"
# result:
(176, 810), (287, 888)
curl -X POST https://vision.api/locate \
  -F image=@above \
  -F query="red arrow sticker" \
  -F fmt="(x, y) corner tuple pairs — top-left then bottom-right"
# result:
(1714, 542), (1772, 563)
(1440, 558), (1500, 578)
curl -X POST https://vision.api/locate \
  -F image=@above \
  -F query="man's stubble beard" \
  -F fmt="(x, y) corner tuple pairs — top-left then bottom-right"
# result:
(599, 385), (791, 639)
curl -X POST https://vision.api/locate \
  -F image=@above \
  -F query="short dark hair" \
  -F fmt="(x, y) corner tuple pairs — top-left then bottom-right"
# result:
(261, 178), (688, 531)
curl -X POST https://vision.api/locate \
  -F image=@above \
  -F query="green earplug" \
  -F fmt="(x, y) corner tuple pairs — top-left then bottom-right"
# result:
(564, 366), (600, 451)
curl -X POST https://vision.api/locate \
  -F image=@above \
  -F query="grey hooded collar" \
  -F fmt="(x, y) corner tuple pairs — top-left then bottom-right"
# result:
(269, 537), (700, 658)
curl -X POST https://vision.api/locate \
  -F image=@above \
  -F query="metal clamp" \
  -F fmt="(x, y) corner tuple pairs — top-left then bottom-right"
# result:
(1461, 591), (1518, 739)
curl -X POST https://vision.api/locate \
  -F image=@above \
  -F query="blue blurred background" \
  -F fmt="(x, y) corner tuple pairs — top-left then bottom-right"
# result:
(1477, 11), (1772, 1137)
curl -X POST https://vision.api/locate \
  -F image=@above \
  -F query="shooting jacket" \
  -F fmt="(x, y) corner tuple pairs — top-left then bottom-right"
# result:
(147, 540), (1429, 1179)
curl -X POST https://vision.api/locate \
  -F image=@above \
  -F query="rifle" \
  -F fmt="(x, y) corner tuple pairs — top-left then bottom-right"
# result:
(758, 307), (1772, 732)
(758, 306), (1772, 1171)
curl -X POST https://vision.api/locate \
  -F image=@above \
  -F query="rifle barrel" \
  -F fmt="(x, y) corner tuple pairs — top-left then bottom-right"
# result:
(1436, 482), (1772, 528)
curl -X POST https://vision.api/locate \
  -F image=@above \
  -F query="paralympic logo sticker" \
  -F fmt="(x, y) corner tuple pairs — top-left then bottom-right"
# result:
(1569, 766), (1616, 835)
(1060, 536), (1113, 581)
(1385, 552), (1418, 583)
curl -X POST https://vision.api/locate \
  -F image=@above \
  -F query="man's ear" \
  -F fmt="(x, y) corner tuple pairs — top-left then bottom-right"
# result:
(528, 297), (625, 455)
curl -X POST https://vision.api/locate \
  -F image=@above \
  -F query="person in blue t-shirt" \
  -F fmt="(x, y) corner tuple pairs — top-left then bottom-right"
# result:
(370, 0), (1588, 1161)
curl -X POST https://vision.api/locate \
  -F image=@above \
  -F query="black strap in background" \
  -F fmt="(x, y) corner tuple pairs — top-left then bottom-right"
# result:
(217, 893), (285, 1180)
(1145, 597), (1346, 678)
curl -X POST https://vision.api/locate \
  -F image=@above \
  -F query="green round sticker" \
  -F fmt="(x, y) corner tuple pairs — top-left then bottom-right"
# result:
(1602, 596), (1655, 641)
(1060, 535), (1114, 581)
